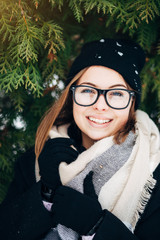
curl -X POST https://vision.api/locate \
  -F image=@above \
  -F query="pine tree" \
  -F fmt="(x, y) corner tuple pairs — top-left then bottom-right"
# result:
(0, 0), (160, 202)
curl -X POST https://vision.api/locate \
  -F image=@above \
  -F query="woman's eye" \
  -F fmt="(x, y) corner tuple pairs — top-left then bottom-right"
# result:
(81, 88), (95, 94)
(110, 91), (124, 97)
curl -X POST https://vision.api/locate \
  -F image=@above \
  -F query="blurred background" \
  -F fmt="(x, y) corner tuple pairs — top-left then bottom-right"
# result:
(0, 0), (160, 202)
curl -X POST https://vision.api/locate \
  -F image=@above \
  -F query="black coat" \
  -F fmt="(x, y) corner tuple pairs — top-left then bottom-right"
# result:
(0, 147), (160, 240)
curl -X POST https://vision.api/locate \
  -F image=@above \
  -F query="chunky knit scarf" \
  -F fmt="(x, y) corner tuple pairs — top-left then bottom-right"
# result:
(36, 110), (160, 239)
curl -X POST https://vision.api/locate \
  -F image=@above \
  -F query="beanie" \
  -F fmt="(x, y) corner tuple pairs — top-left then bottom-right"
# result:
(66, 38), (146, 109)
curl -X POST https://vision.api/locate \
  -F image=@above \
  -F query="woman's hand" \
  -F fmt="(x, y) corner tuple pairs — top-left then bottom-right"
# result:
(52, 172), (104, 235)
(38, 138), (79, 191)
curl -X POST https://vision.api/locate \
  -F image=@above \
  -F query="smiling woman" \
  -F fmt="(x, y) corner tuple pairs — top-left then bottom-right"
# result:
(72, 66), (135, 148)
(1, 39), (160, 240)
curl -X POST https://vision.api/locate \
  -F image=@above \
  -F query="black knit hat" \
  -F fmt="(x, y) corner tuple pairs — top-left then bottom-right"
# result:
(66, 38), (146, 109)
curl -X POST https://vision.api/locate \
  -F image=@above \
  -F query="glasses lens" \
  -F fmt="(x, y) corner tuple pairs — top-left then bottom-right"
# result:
(74, 86), (97, 106)
(106, 89), (130, 109)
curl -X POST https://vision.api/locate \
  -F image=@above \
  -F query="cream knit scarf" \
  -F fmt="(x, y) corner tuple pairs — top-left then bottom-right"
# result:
(36, 110), (160, 233)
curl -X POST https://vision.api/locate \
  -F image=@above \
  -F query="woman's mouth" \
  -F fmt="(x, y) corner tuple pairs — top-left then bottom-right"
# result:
(88, 116), (112, 124)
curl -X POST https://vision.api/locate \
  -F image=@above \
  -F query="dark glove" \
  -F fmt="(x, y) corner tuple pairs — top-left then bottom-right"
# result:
(38, 137), (79, 193)
(52, 172), (104, 235)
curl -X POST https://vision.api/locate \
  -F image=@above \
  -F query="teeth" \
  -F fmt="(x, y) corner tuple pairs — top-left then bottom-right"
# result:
(89, 117), (110, 124)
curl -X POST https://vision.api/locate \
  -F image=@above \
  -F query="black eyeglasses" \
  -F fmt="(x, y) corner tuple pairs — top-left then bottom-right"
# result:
(70, 85), (136, 110)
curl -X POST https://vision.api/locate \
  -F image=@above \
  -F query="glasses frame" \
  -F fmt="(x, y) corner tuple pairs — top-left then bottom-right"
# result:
(70, 85), (137, 110)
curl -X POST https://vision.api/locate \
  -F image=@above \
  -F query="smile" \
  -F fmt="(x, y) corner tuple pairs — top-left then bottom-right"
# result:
(88, 117), (111, 124)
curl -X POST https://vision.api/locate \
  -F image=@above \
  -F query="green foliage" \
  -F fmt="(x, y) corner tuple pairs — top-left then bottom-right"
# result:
(136, 21), (158, 50)
(69, 0), (83, 22)
(42, 20), (65, 53)
(0, 0), (160, 203)
(0, 62), (43, 98)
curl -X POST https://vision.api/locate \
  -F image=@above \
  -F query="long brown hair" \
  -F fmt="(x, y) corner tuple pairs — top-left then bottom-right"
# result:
(35, 68), (136, 159)
(35, 68), (88, 160)
(113, 100), (136, 144)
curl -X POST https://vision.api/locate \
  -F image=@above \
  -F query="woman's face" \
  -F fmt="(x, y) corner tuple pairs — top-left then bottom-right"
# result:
(73, 66), (133, 149)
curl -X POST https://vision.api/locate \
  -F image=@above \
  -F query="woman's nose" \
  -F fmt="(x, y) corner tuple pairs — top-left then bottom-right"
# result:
(93, 94), (109, 111)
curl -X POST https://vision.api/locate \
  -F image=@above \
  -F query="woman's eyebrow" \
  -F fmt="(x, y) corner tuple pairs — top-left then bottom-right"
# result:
(79, 82), (127, 88)
(79, 82), (96, 86)
(108, 84), (127, 88)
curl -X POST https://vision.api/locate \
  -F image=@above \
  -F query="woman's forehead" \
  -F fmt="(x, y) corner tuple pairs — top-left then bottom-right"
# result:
(77, 66), (127, 89)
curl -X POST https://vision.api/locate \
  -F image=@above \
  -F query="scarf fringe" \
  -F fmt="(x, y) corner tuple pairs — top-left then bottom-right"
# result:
(132, 175), (157, 230)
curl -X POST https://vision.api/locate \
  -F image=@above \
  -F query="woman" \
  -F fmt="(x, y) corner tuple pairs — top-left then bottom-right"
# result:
(1, 38), (160, 240)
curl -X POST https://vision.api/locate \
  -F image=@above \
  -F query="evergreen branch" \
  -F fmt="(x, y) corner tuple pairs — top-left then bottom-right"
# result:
(0, 154), (13, 171)
(141, 56), (160, 105)
(128, 0), (160, 24)
(0, 64), (25, 93)
(15, 18), (43, 63)
(24, 63), (43, 97)
(0, 15), (15, 42)
(83, 0), (97, 14)
(83, 0), (116, 14)
(125, 13), (140, 29)
(46, 0), (66, 9)
(18, 36), (39, 62)
(42, 21), (65, 54)
(41, 60), (54, 80)
(8, 44), (24, 67)
(48, 0), (56, 6)
(140, 63), (153, 102)
(69, 0), (83, 22)
(32, 0), (41, 9)
(114, 2), (140, 30)
(0, 63), (43, 97)
(139, 1), (159, 23)
(10, 89), (26, 110)
(49, 0), (64, 10)
(0, 48), (13, 74)
(136, 21), (158, 50)
(97, 0), (116, 14)
(0, 0), (19, 17)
